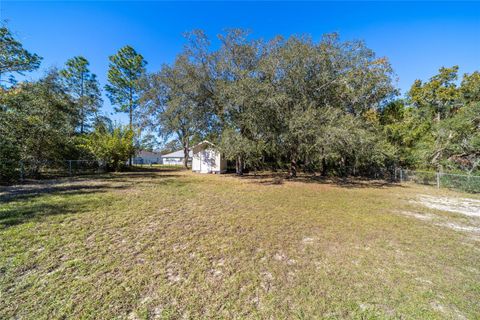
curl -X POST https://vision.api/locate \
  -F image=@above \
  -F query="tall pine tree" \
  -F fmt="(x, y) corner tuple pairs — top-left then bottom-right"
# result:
(105, 45), (147, 165)
(0, 26), (42, 86)
(60, 56), (102, 133)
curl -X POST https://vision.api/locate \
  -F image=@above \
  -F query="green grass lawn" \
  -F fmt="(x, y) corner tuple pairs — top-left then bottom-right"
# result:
(1, 168), (479, 319)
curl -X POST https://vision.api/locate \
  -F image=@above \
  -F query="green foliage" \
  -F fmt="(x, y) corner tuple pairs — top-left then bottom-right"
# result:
(81, 125), (135, 171)
(105, 46), (147, 128)
(0, 112), (21, 182)
(0, 70), (79, 180)
(60, 56), (102, 133)
(381, 100), (429, 167)
(461, 71), (480, 103)
(139, 30), (400, 176)
(0, 25), (42, 86)
(3, 25), (478, 181)
(404, 67), (480, 171)
(139, 32), (213, 168)
(138, 132), (159, 152)
(213, 32), (397, 176)
(159, 140), (182, 155)
(219, 128), (265, 170)
(436, 103), (480, 173)
(408, 66), (460, 122)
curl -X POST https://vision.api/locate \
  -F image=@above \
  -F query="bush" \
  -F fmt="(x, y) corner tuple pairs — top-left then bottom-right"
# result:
(81, 125), (135, 171)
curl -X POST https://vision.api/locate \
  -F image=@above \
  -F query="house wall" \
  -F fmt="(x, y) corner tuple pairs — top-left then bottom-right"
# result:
(133, 153), (161, 164)
(192, 152), (201, 171)
(162, 157), (190, 166)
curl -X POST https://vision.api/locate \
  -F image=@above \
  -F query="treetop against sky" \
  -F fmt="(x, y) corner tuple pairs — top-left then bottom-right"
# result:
(2, 1), (479, 124)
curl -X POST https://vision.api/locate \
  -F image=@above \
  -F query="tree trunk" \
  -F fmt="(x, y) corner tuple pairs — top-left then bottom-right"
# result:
(183, 141), (189, 169)
(321, 157), (328, 177)
(289, 157), (297, 178)
(128, 94), (133, 167)
(80, 107), (85, 134)
(236, 155), (243, 175)
(80, 73), (85, 134)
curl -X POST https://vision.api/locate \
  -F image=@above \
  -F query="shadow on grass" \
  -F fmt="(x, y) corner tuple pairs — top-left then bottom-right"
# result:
(0, 182), (128, 203)
(0, 184), (116, 228)
(0, 168), (192, 228)
(80, 166), (186, 182)
(233, 172), (403, 189)
(2, 168), (185, 197)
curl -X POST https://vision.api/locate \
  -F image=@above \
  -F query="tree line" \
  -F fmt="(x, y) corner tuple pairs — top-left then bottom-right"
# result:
(1, 25), (479, 182)
(138, 29), (479, 177)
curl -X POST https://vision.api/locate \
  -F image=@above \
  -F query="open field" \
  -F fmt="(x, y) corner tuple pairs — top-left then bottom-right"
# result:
(1, 168), (479, 319)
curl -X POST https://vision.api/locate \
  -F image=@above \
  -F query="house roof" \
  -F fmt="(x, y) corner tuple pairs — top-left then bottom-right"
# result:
(191, 140), (216, 149)
(136, 150), (161, 157)
(161, 149), (193, 158)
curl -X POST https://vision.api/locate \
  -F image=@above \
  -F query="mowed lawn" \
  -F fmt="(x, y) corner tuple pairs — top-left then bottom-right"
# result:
(1, 168), (479, 319)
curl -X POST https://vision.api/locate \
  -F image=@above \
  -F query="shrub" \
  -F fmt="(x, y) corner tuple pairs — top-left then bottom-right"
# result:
(81, 125), (135, 171)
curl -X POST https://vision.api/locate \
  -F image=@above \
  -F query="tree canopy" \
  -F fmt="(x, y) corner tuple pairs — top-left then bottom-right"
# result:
(60, 56), (102, 133)
(1, 25), (479, 182)
(0, 26), (42, 86)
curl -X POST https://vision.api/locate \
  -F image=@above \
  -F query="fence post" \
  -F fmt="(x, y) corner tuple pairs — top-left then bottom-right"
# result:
(400, 169), (403, 182)
(68, 160), (72, 176)
(436, 172), (440, 189)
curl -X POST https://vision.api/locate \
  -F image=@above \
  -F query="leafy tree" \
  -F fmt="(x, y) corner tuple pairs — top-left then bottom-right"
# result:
(0, 70), (77, 178)
(461, 71), (480, 103)
(214, 29), (269, 175)
(395, 67), (480, 171)
(81, 124), (135, 172)
(408, 66), (460, 122)
(105, 45), (147, 165)
(159, 139), (182, 155)
(60, 56), (102, 133)
(380, 100), (427, 167)
(259, 34), (396, 177)
(0, 90), (22, 182)
(135, 28), (479, 178)
(139, 32), (213, 169)
(424, 103), (480, 173)
(92, 114), (114, 133)
(219, 128), (265, 173)
(139, 132), (159, 152)
(106, 46), (147, 129)
(0, 26), (42, 86)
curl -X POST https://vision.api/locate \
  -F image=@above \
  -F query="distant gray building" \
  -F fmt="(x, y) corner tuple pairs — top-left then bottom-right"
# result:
(133, 150), (162, 164)
(161, 149), (193, 166)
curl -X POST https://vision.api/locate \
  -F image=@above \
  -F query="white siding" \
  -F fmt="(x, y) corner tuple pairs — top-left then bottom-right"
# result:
(192, 152), (201, 171)
(162, 157), (183, 165)
(192, 142), (226, 174)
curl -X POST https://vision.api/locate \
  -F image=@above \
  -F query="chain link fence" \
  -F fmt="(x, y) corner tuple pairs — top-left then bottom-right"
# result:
(17, 160), (106, 181)
(395, 169), (480, 193)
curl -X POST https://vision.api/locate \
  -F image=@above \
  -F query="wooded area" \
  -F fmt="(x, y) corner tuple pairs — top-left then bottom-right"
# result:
(1, 25), (479, 182)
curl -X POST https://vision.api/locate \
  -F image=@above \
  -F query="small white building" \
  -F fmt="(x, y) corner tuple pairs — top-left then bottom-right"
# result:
(192, 141), (227, 174)
(133, 150), (162, 164)
(161, 149), (192, 166)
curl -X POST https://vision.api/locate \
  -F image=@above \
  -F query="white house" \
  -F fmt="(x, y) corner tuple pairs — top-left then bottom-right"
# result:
(161, 149), (192, 166)
(133, 150), (162, 164)
(192, 141), (227, 174)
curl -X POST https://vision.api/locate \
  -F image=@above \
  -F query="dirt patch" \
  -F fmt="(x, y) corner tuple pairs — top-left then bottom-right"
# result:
(397, 210), (436, 221)
(396, 208), (480, 235)
(437, 222), (480, 233)
(415, 195), (480, 218)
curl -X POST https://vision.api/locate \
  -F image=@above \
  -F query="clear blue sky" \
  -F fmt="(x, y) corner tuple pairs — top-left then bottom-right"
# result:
(2, 1), (479, 124)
